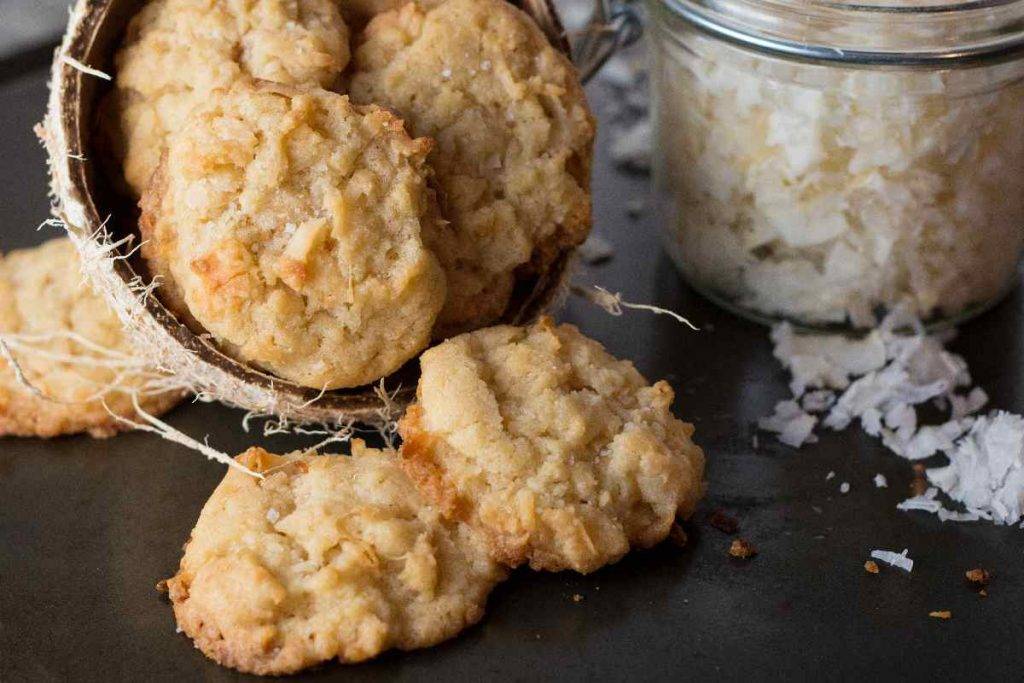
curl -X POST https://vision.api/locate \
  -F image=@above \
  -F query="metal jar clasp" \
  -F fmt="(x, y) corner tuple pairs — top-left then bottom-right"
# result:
(573, 0), (643, 82)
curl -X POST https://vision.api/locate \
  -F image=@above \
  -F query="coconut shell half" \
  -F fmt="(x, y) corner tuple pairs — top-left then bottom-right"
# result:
(40, 0), (582, 425)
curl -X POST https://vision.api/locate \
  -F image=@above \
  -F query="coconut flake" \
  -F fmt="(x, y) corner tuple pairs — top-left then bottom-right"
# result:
(897, 487), (943, 513)
(758, 400), (818, 448)
(927, 412), (1024, 526)
(874, 473), (888, 488)
(801, 389), (836, 413)
(951, 387), (989, 421)
(764, 309), (1022, 528)
(770, 323), (886, 397)
(870, 548), (914, 573)
(839, 482), (850, 494)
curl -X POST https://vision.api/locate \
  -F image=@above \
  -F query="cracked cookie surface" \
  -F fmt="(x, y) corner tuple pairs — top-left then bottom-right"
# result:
(167, 443), (505, 675)
(105, 0), (350, 195)
(350, 0), (594, 336)
(399, 317), (706, 574)
(140, 80), (446, 389)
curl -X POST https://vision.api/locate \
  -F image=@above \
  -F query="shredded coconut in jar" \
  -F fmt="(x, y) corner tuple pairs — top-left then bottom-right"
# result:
(652, 29), (1024, 326)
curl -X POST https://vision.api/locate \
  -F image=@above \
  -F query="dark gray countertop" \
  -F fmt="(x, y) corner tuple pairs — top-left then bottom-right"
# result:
(1, 44), (1022, 682)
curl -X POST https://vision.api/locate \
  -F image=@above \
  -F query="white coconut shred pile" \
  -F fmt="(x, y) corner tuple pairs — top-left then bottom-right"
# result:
(759, 309), (1024, 527)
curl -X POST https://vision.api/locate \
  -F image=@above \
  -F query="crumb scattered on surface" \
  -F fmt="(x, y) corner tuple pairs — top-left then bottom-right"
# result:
(572, 594), (583, 603)
(864, 560), (879, 574)
(910, 464), (929, 497)
(729, 538), (757, 560)
(929, 610), (952, 620)
(839, 482), (850, 494)
(965, 568), (991, 586)
(708, 510), (739, 535)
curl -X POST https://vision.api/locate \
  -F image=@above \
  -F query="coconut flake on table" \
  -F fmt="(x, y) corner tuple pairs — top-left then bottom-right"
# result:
(870, 548), (914, 573)
(874, 473), (887, 488)
(927, 412), (1024, 526)
(761, 309), (1023, 528)
(758, 400), (818, 448)
(771, 322), (886, 396)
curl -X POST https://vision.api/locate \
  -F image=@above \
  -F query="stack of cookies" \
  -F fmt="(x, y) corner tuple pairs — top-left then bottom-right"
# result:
(103, 0), (596, 390)
(167, 317), (706, 674)
(2, 0), (708, 675)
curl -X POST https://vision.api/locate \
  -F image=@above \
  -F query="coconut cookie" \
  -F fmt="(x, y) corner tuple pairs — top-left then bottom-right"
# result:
(399, 317), (706, 574)
(0, 238), (182, 438)
(139, 80), (446, 389)
(349, 0), (595, 335)
(167, 443), (505, 675)
(106, 0), (350, 195)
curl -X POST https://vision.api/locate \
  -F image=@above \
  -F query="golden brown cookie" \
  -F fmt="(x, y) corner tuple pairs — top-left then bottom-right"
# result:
(399, 317), (706, 574)
(349, 0), (595, 336)
(0, 238), (182, 438)
(167, 442), (505, 675)
(139, 80), (446, 389)
(106, 0), (350, 195)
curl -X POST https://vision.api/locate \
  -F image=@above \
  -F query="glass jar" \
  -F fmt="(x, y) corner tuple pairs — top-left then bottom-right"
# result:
(646, 0), (1024, 328)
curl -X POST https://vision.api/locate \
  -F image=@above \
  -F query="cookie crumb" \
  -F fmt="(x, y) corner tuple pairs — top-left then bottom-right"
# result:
(709, 510), (739, 534)
(929, 610), (952, 620)
(864, 560), (879, 574)
(669, 523), (689, 547)
(910, 464), (928, 497)
(572, 594), (583, 603)
(729, 538), (757, 560)
(965, 567), (990, 586)
(979, 589), (988, 597)
(155, 579), (169, 593)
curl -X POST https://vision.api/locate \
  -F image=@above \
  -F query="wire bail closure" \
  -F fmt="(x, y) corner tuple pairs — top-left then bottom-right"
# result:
(574, 0), (643, 83)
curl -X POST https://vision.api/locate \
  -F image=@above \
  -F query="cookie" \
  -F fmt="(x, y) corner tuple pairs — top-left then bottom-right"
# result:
(106, 0), (350, 195)
(139, 80), (446, 389)
(0, 238), (182, 438)
(349, 0), (595, 335)
(167, 442), (505, 675)
(399, 317), (706, 574)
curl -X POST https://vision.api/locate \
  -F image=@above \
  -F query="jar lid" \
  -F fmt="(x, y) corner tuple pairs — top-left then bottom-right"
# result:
(655, 0), (1024, 65)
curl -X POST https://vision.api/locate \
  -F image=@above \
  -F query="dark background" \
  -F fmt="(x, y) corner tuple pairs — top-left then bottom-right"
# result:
(1, 6), (1022, 681)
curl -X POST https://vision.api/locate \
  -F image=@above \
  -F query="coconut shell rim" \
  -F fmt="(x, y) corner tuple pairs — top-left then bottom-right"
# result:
(42, 0), (584, 424)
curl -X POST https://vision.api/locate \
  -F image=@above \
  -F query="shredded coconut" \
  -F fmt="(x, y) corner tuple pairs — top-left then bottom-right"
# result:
(927, 412), (1024, 526)
(870, 548), (913, 573)
(758, 400), (817, 448)
(763, 310), (1024, 527)
(652, 26), (1024, 324)
(839, 482), (850, 494)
